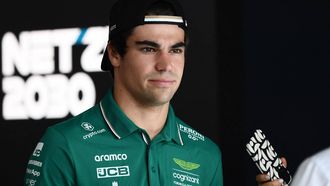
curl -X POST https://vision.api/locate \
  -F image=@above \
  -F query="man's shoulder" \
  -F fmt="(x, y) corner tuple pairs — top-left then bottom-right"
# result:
(176, 118), (221, 155)
(45, 104), (103, 139)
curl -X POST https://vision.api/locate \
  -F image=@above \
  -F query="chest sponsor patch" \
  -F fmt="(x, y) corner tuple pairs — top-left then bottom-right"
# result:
(172, 158), (201, 185)
(179, 124), (205, 141)
(96, 166), (130, 179)
(94, 153), (128, 162)
(172, 168), (200, 185)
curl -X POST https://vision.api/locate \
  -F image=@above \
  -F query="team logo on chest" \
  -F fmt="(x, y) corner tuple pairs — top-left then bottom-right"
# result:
(95, 153), (130, 180)
(173, 158), (200, 171)
(172, 158), (201, 185)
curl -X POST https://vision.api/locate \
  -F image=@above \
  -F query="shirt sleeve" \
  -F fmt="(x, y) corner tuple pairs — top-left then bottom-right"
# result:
(210, 148), (224, 186)
(290, 157), (330, 186)
(24, 127), (75, 186)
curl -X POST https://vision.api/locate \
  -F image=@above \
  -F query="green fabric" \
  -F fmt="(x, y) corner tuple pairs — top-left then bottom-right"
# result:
(25, 90), (223, 186)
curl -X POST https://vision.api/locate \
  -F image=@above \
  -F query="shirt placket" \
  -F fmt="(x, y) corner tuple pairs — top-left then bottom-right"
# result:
(141, 131), (163, 186)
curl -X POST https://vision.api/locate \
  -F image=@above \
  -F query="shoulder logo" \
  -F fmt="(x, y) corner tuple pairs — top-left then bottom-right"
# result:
(178, 124), (205, 141)
(32, 142), (44, 157)
(81, 122), (94, 131)
(81, 122), (106, 140)
(173, 158), (200, 171)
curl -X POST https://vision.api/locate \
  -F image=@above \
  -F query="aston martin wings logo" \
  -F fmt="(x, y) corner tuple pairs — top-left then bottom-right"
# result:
(173, 158), (200, 171)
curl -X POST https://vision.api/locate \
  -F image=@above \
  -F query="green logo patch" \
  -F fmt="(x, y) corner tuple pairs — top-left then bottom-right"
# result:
(173, 158), (200, 171)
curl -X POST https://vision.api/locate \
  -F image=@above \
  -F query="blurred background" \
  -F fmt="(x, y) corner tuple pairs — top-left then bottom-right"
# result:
(0, 0), (329, 185)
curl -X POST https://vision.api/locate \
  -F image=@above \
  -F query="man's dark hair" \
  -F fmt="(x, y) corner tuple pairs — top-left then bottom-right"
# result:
(109, 1), (189, 58)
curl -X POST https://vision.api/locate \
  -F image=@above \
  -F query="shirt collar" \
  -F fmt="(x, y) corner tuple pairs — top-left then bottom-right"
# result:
(158, 105), (184, 146)
(100, 90), (184, 145)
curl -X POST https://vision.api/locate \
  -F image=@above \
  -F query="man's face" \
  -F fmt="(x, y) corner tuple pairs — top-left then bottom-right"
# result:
(114, 24), (185, 107)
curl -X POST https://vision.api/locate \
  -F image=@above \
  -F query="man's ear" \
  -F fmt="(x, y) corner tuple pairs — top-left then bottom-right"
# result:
(107, 43), (121, 68)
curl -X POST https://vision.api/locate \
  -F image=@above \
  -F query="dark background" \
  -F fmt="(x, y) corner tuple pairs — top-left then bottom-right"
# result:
(1, 0), (329, 185)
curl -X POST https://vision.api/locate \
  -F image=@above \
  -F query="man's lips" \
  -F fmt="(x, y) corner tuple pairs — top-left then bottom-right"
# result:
(148, 79), (176, 87)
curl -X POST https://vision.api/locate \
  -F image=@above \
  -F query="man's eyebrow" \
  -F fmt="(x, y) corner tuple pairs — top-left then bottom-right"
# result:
(171, 42), (186, 49)
(135, 40), (186, 49)
(135, 40), (160, 48)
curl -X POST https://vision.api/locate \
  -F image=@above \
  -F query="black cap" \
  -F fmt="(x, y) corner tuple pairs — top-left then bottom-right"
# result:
(101, 0), (188, 71)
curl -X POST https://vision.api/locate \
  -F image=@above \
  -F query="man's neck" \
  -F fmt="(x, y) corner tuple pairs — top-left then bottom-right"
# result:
(113, 89), (169, 140)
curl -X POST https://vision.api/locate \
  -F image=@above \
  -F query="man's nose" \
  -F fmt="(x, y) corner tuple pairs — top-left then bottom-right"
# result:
(155, 51), (173, 72)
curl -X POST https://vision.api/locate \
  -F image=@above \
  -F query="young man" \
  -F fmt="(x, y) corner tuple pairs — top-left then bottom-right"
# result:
(24, 0), (223, 185)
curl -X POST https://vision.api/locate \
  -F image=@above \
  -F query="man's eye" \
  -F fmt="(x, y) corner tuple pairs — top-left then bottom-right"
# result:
(141, 47), (156, 53)
(170, 48), (183, 54)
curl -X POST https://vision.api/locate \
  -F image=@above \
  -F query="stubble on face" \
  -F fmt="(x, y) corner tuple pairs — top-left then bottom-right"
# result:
(115, 24), (185, 108)
(142, 71), (181, 106)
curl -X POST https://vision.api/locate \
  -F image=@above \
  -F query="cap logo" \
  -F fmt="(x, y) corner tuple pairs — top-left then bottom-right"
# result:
(144, 15), (184, 24)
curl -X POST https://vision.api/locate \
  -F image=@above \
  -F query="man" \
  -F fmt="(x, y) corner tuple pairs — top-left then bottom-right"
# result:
(24, 0), (223, 185)
(290, 147), (330, 186)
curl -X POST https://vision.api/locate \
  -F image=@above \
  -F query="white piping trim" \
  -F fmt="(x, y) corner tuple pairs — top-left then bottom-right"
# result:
(177, 123), (184, 146)
(141, 132), (149, 145)
(144, 15), (184, 23)
(100, 102), (121, 139)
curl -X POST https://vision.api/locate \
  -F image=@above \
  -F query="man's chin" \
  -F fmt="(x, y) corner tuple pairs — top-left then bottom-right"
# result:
(146, 94), (174, 107)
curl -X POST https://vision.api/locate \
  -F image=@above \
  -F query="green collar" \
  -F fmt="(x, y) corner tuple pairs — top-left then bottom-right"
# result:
(99, 90), (184, 145)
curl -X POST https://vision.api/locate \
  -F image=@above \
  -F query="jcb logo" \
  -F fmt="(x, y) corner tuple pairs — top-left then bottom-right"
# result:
(96, 166), (130, 178)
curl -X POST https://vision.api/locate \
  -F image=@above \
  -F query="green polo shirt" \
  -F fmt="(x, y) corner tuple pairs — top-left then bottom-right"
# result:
(24, 90), (223, 186)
